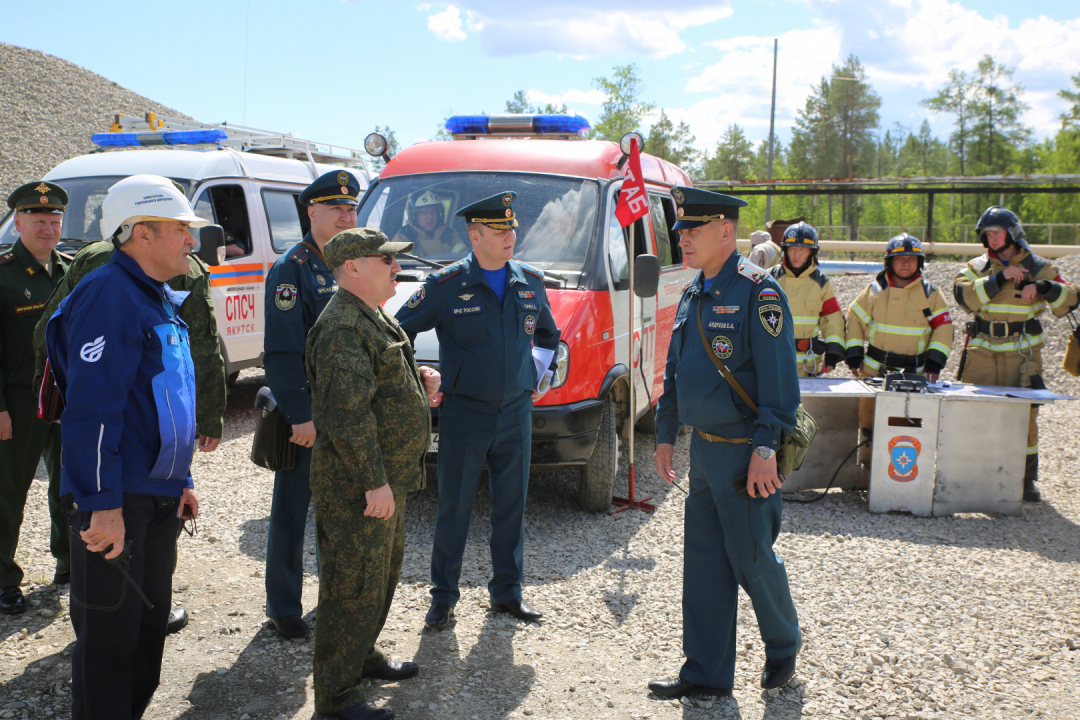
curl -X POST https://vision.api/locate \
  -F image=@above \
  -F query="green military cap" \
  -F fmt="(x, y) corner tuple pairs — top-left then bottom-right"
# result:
(7, 181), (67, 214)
(324, 227), (414, 270)
(670, 186), (748, 230)
(456, 191), (518, 230)
(298, 169), (361, 207)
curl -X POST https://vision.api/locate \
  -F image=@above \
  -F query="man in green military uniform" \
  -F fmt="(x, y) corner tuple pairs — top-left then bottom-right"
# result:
(306, 228), (443, 720)
(0, 181), (72, 614)
(31, 188), (227, 632)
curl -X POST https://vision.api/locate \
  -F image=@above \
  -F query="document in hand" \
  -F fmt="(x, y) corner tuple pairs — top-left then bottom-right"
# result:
(532, 347), (555, 394)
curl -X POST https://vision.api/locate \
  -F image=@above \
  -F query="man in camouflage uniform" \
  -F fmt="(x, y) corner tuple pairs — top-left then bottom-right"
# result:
(33, 227), (226, 632)
(0, 181), (72, 615)
(306, 228), (443, 720)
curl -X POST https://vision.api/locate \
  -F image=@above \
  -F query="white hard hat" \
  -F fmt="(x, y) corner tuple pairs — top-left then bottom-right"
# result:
(101, 174), (207, 243)
(750, 230), (771, 246)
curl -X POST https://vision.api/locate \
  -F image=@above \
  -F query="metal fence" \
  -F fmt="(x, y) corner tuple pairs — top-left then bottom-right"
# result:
(814, 224), (1080, 245)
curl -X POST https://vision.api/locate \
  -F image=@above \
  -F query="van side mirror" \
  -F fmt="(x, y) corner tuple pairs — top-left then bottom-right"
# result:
(196, 224), (224, 267)
(633, 254), (660, 297)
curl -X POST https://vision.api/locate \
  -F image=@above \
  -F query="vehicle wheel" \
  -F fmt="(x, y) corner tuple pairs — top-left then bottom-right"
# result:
(227, 371), (240, 387)
(578, 398), (618, 512)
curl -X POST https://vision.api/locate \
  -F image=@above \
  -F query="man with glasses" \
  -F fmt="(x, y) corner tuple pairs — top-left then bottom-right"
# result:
(262, 169), (360, 637)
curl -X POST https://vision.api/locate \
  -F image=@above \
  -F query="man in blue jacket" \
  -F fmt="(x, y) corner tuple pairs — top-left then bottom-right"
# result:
(651, 186), (802, 699)
(45, 175), (205, 720)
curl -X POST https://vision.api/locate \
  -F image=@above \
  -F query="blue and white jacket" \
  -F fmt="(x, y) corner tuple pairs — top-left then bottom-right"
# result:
(45, 250), (197, 511)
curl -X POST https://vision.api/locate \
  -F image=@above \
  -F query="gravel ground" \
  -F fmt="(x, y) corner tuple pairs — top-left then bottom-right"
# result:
(2, 256), (1079, 720)
(0, 43), (189, 201)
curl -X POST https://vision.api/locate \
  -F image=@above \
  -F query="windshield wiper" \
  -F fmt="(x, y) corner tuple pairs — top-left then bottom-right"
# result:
(399, 253), (451, 270)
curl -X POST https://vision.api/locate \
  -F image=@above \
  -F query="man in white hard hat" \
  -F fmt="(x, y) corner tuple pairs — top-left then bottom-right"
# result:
(44, 174), (206, 720)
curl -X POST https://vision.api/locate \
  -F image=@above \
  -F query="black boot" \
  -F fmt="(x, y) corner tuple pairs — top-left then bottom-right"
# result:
(1023, 455), (1041, 503)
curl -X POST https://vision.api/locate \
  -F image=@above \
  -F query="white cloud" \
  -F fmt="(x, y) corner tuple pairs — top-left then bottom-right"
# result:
(427, 5), (467, 41)
(419, 2), (732, 58)
(526, 88), (608, 108)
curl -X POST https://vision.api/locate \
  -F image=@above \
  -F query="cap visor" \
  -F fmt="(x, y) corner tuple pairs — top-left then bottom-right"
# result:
(318, 198), (359, 206)
(380, 241), (414, 254)
(672, 219), (707, 231)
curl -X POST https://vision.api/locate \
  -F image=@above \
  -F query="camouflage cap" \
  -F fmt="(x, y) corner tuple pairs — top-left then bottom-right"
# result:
(324, 227), (414, 270)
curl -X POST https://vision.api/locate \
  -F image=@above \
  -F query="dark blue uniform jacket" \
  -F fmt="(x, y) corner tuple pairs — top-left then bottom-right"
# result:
(45, 250), (196, 511)
(656, 252), (800, 450)
(264, 236), (338, 424)
(395, 253), (560, 406)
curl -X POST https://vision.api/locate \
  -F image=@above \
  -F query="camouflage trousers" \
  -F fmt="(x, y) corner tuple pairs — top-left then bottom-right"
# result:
(312, 488), (406, 715)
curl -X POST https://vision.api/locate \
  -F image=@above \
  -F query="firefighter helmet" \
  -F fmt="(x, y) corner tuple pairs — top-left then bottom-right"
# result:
(884, 233), (925, 271)
(975, 206), (1027, 250)
(780, 221), (819, 249)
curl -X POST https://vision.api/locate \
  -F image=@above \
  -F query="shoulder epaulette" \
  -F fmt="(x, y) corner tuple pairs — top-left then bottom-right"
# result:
(808, 266), (828, 289)
(0, 251), (16, 267)
(518, 261), (545, 278)
(431, 261), (464, 283)
(737, 260), (767, 284)
(290, 245), (311, 265)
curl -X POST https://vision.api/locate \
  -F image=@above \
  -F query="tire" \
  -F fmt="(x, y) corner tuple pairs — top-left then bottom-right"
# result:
(578, 398), (618, 512)
(227, 371), (240, 387)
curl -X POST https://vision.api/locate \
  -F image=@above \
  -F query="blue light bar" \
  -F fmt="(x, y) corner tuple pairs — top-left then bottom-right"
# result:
(445, 114), (591, 137)
(91, 129), (228, 148)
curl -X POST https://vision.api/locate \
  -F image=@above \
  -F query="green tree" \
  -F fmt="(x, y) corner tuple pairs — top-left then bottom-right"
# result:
(703, 125), (754, 181)
(369, 125), (399, 170)
(1058, 73), (1080, 134)
(643, 110), (699, 170)
(589, 64), (654, 141)
(967, 55), (1030, 174)
(505, 90), (568, 115)
(922, 69), (975, 175)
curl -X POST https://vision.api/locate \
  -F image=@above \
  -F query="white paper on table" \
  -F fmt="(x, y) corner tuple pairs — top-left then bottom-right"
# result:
(532, 347), (555, 393)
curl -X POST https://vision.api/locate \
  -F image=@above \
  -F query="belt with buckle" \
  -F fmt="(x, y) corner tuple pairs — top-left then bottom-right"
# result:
(866, 345), (925, 370)
(967, 318), (1042, 339)
(695, 430), (752, 444)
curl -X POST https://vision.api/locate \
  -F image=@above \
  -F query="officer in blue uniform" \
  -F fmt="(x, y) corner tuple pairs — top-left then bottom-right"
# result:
(263, 169), (359, 637)
(396, 191), (560, 628)
(651, 186), (802, 699)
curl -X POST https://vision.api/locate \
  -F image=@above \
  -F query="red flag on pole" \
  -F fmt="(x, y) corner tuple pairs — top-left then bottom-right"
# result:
(615, 138), (649, 228)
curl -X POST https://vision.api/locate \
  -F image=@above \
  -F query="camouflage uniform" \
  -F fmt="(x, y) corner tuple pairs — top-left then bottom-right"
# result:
(34, 241), (227, 439)
(305, 287), (430, 715)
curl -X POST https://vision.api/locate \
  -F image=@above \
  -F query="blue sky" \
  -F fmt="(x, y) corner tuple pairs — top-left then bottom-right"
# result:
(4, 0), (1078, 157)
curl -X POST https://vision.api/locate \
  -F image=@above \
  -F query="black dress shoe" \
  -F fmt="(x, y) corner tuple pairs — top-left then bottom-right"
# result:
(761, 653), (797, 689)
(269, 615), (311, 638)
(365, 660), (419, 681)
(0, 587), (26, 615)
(52, 571), (70, 585)
(647, 677), (732, 699)
(335, 700), (393, 720)
(167, 607), (189, 634)
(424, 602), (453, 629)
(490, 598), (542, 621)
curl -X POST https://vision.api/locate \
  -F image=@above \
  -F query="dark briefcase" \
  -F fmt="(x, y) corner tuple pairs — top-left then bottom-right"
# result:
(38, 359), (64, 424)
(250, 386), (296, 471)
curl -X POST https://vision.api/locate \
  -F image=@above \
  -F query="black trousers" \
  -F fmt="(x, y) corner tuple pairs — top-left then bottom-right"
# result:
(64, 493), (180, 720)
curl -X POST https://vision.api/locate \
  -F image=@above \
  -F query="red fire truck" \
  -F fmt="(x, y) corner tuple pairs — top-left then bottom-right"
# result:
(364, 115), (695, 511)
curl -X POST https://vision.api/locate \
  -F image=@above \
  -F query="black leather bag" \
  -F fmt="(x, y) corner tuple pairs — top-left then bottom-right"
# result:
(250, 387), (296, 471)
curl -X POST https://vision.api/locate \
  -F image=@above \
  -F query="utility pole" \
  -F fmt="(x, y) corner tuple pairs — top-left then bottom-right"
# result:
(765, 38), (778, 223)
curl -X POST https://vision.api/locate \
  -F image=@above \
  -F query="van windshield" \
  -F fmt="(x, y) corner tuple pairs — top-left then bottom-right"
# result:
(357, 172), (600, 273)
(0, 176), (192, 248)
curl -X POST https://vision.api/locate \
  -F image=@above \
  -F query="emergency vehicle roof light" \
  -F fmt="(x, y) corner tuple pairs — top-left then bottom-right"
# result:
(91, 129), (229, 148)
(619, 131), (645, 156)
(445, 114), (591, 138)
(364, 132), (389, 157)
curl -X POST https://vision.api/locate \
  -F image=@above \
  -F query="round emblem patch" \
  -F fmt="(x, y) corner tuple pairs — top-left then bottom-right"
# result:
(676, 207), (684, 217)
(502, 194), (513, 207)
(505, 209), (513, 217)
(711, 335), (733, 360)
(407, 286), (425, 308)
(275, 284), (298, 311)
(672, 187), (685, 204)
(40, 196), (49, 204)
(524, 314), (536, 335)
(342, 186), (349, 194)
(317, 274), (326, 286)
(337, 171), (349, 185)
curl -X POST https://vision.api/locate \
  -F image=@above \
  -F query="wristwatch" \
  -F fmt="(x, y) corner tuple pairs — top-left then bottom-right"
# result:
(755, 446), (776, 461)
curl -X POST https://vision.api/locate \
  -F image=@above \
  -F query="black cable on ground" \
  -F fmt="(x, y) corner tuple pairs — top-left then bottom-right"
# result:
(783, 438), (871, 504)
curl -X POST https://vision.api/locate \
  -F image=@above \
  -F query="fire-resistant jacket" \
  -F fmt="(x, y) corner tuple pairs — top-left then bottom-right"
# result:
(953, 248), (1079, 354)
(769, 261), (845, 368)
(45, 250), (197, 511)
(846, 270), (954, 375)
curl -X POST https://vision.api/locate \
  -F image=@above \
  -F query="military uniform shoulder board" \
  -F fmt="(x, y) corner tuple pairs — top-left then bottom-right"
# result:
(0, 251), (16, 267)
(518, 261), (544, 278)
(431, 261), (464, 283)
(681, 278), (692, 293)
(290, 245), (311, 265)
(737, 261), (766, 284)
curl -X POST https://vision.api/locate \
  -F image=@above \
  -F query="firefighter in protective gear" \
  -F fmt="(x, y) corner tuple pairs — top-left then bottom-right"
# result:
(768, 222), (844, 376)
(392, 190), (467, 256)
(845, 233), (953, 381)
(747, 230), (782, 268)
(953, 206), (1079, 503)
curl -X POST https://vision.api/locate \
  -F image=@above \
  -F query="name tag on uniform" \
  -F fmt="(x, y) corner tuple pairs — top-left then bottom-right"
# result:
(452, 306), (483, 316)
(315, 285), (338, 296)
(518, 301), (539, 312)
(707, 320), (739, 331)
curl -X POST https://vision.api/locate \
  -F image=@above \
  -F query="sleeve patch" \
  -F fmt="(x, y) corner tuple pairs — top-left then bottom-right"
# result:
(820, 297), (842, 316)
(407, 286), (425, 308)
(275, 284), (298, 311)
(758, 304), (784, 337)
(929, 310), (952, 329)
(757, 287), (780, 302)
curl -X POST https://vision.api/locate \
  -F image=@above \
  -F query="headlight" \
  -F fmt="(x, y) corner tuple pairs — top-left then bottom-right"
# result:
(364, 132), (388, 157)
(550, 342), (570, 389)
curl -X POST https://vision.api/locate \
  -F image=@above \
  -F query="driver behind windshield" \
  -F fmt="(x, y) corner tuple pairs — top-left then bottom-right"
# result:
(392, 191), (466, 256)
